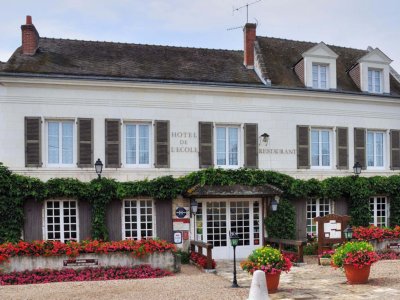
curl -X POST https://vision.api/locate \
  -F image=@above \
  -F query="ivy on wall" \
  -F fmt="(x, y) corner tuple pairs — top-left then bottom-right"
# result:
(0, 163), (399, 243)
(264, 199), (296, 239)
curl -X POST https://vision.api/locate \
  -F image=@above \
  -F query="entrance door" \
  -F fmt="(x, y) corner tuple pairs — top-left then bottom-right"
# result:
(195, 198), (262, 259)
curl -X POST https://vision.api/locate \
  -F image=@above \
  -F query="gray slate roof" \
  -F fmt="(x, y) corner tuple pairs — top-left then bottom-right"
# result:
(256, 36), (400, 96)
(2, 38), (262, 85)
(186, 184), (283, 198)
(2, 35), (400, 96)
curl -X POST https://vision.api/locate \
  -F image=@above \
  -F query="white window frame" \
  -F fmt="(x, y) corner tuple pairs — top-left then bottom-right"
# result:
(312, 63), (329, 90)
(306, 198), (331, 237)
(369, 196), (389, 227)
(368, 68), (383, 94)
(366, 130), (386, 170)
(43, 199), (79, 243)
(310, 128), (333, 169)
(122, 122), (152, 168)
(45, 119), (76, 167)
(214, 124), (241, 168)
(122, 199), (156, 240)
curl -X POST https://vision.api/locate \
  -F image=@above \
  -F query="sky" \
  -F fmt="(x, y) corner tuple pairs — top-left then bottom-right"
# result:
(0, 0), (399, 72)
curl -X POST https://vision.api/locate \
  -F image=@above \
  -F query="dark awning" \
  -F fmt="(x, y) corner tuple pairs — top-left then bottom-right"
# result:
(185, 184), (283, 198)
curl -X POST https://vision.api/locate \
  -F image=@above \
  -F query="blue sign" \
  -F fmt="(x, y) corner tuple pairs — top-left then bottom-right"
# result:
(175, 207), (187, 218)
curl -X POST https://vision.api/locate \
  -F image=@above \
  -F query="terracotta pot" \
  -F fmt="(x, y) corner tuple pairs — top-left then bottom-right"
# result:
(265, 272), (281, 293)
(344, 264), (371, 284)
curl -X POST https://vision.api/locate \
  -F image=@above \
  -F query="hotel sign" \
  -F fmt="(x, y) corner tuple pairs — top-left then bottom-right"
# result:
(171, 132), (198, 153)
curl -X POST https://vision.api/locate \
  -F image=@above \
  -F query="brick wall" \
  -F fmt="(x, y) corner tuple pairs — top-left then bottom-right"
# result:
(349, 64), (361, 89)
(243, 23), (256, 68)
(294, 59), (305, 85)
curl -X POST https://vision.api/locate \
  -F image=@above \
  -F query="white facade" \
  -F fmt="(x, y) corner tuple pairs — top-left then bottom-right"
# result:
(1, 76), (399, 182)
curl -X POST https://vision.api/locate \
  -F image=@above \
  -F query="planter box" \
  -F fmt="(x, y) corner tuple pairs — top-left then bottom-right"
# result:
(0, 251), (179, 274)
(370, 239), (400, 253)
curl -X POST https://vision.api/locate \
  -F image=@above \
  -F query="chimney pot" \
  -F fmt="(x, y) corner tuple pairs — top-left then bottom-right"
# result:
(26, 15), (32, 25)
(243, 23), (257, 68)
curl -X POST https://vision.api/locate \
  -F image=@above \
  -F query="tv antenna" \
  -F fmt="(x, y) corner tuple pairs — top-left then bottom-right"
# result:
(233, 0), (262, 23)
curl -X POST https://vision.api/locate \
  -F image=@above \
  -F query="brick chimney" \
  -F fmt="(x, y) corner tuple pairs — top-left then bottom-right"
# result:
(21, 15), (39, 55)
(243, 23), (256, 68)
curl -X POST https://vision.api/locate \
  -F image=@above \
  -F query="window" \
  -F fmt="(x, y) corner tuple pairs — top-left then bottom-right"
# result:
(125, 123), (150, 166)
(216, 126), (239, 167)
(311, 129), (332, 168)
(123, 199), (154, 240)
(370, 196), (389, 227)
(306, 199), (331, 236)
(368, 69), (382, 93)
(367, 131), (385, 168)
(312, 64), (328, 89)
(47, 121), (74, 166)
(45, 200), (78, 242)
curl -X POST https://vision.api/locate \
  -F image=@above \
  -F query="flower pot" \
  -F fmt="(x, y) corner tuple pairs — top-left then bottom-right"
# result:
(344, 264), (371, 284)
(265, 272), (281, 293)
(319, 257), (331, 266)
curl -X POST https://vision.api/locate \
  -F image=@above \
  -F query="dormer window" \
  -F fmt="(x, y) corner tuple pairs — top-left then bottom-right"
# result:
(312, 64), (328, 89)
(368, 69), (382, 93)
(296, 42), (338, 90)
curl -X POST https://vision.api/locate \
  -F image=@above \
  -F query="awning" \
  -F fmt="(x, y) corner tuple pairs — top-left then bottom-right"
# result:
(185, 184), (283, 198)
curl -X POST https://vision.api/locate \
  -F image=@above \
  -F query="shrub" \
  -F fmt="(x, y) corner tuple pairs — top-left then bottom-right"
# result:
(304, 242), (318, 255)
(176, 250), (190, 264)
(189, 252), (216, 269)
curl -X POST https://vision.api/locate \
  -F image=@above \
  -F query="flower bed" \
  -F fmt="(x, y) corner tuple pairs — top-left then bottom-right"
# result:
(353, 226), (400, 241)
(0, 265), (173, 285)
(376, 250), (400, 260)
(189, 252), (216, 269)
(0, 239), (176, 263)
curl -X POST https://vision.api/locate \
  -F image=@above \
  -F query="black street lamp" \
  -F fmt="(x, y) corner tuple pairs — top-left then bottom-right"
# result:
(344, 225), (353, 242)
(353, 162), (362, 176)
(95, 158), (103, 179)
(230, 231), (240, 288)
(191, 199), (198, 241)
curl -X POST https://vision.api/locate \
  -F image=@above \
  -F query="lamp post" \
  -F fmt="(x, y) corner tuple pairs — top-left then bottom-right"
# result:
(191, 199), (198, 241)
(95, 158), (103, 179)
(353, 162), (362, 177)
(343, 225), (353, 242)
(230, 231), (240, 288)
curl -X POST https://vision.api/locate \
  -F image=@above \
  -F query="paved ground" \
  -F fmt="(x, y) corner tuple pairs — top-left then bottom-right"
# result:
(1, 258), (399, 299)
(216, 256), (400, 299)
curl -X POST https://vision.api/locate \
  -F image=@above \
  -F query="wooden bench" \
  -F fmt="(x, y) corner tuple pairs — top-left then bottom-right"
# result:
(265, 237), (307, 263)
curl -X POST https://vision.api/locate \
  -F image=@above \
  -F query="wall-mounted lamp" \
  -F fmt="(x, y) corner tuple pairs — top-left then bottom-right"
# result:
(271, 195), (280, 212)
(353, 162), (362, 176)
(95, 158), (103, 179)
(260, 133), (270, 146)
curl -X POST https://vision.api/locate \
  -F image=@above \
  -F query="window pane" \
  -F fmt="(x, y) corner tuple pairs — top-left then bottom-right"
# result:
(126, 125), (136, 164)
(48, 122), (59, 164)
(367, 132), (374, 167)
(139, 125), (149, 164)
(374, 71), (381, 93)
(368, 70), (373, 92)
(216, 127), (226, 165)
(228, 128), (238, 166)
(62, 122), (73, 164)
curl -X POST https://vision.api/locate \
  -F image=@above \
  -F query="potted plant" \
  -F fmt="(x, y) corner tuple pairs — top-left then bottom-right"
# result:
(240, 246), (292, 293)
(319, 250), (334, 266)
(332, 241), (379, 284)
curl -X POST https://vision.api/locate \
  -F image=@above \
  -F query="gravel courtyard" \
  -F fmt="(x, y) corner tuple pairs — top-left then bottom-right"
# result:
(1, 259), (399, 299)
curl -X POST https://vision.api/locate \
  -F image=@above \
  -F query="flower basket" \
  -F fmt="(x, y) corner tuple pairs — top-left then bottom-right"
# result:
(241, 246), (292, 293)
(332, 241), (379, 285)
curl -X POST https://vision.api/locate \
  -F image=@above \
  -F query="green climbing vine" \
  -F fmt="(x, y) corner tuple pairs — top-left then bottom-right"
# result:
(0, 162), (399, 243)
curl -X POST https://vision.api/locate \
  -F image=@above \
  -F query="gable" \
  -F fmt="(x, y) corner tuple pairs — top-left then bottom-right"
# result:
(358, 48), (392, 64)
(302, 42), (338, 59)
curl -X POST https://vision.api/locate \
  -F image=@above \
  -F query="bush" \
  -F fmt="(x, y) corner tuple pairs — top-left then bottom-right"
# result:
(176, 250), (190, 264)
(303, 242), (318, 255)
(265, 199), (296, 239)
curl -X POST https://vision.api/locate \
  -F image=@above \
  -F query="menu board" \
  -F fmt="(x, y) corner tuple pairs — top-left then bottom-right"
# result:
(323, 220), (342, 239)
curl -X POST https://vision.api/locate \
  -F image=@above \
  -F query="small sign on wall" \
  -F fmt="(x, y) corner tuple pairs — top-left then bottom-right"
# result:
(175, 207), (187, 218)
(63, 259), (98, 267)
(173, 231), (182, 244)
